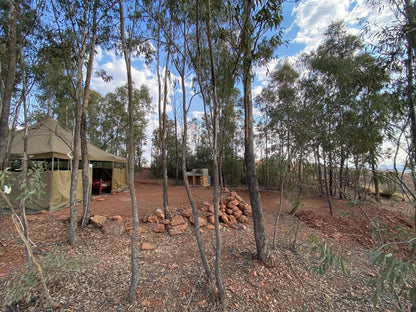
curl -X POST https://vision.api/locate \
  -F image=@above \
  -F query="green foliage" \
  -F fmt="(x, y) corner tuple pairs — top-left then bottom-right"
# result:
(309, 237), (350, 277)
(3, 251), (87, 306)
(369, 251), (416, 308)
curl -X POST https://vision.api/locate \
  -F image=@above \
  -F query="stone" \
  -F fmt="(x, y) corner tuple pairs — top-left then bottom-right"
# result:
(171, 215), (185, 226)
(220, 215), (229, 223)
(141, 243), (155, 250)
(169, 223), (188, 236)
(128, 226), (145, 237)
(141, 214), (150, 223)
(244, 207), (252, 217)
(90, 215), (107, 228)
(190, 216), (208, 227)
(227, 215), (237, 226)
(56, 215), (70, 222)
(155, 209), (165, 219)
(207, 215), (215, 224)
(227, 199), (239, 209)
(102, 219), (125, 236)
(151, 223), (165, 233)
(233, 209), (243, 219)
(181, 209), (193, 218)
(226, 208), (234, 215)
(223, 187), (230, 193)
(238, 215), (248, 223)
(112, 215), (123, 221)
(147, 215), (159, 223)
(160, 219), (171, 225)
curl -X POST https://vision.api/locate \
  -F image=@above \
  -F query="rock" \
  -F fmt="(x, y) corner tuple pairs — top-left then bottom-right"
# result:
(220, 215), (229, 223)
(181, 209), (193, 218)
(169, 223), (188, 236)
(102, 219), (125, 236)
(226, 208), (234, 215)
(151, 223), (165, 233)
(147, 215), (159, 223)
(141, 214), (150, 223)
(155, 209), (164, 219)
(207, 215), (215, 224)
(223, 187), (230, 193)
(171, 215), (185, 226)
(190, 216), (208, 227)
(238, 215), (248, 223)
(128, 226), (145, 237)
(56, 215), (70, 222)
(160, 219), (171, 225)
(244, 207), (252, 217)
(233, 209), (243, 219)
(141, 243), (155, 250)
(227, 199), (239, 209)
(112, 215), (123, 221)
(90, 215), (107, 228)
(227, 215), (237, 226)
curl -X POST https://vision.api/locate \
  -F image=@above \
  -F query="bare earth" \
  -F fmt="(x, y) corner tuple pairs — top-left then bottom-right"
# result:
(0, 172), (414, 311)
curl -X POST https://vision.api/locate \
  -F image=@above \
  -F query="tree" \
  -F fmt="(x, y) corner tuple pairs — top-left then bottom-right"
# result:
(239, 0), (284, 262)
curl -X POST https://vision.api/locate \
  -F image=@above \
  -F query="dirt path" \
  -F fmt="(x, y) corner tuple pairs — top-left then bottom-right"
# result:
(0, 178), (414, 311)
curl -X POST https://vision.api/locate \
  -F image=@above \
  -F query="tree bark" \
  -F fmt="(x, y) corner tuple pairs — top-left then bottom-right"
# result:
(119, 1), (140, 302)
(81, 1), (98, 228)
(242, 0), (269, 262)
(0, 1), (18, 170)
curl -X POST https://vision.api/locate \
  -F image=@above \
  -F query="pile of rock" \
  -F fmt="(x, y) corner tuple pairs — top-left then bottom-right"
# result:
(141, 188), (252, 235)
(90, 215), (126, 236)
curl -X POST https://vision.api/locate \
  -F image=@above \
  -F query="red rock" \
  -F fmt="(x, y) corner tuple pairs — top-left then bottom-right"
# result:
(207, 215), (215, 224)
(160, 219), (171, 225)
(151, 223), (165, 233)
(220, 215), (229, 223)
(90, 215), (107, 228)
(155, 209), (165, 219)
(56, 215), (70, 222)
(141, 214), (150, 223)
(226, 208), (234, 215)
(244, 207), (252, 217)
(227, 215), (237, 226)
(128, 226), (145, 237)
(141, 243), (155, 250)
(238, 215), (248, 223)
(102, 219), (125, 236)
(171, 215), (185, 226)
(227, 199), (239, 209)
(147, 215), (158, 223)
(112, 215), (123, 221)
(181, 209), (193, 218)
(223, 187), (230, 193)
(207, 224), (215, 230)
(169, 223), (188, 236)
(233, 209), (243, 219)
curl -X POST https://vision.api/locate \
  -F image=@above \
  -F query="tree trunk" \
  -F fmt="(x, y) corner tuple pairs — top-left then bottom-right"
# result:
(324, 153), (333, 216)
(119, 1), (140, 302)
(242, 0), (269, 262)
(179, 30), (212, 282)
(273, 178), (284, 249)
(80, 1), (98, 228)
(339, 152), (345, 199)
(0, 1), (18, 170)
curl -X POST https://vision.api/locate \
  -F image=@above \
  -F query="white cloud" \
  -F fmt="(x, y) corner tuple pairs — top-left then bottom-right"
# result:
(291, 0), (380, 53)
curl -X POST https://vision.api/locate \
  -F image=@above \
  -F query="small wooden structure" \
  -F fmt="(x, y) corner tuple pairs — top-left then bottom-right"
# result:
(187, 168), (210, 186)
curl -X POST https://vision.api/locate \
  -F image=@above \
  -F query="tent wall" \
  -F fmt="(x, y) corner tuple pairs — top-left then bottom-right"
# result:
(5, 170), (84, 213)
(112, 168), (128, 192)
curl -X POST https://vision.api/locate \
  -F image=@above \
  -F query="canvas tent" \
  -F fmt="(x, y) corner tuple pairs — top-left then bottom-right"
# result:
(5, 117), (128, 212)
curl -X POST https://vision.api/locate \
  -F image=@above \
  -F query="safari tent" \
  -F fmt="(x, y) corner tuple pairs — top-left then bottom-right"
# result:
(6, 117), (128, 212)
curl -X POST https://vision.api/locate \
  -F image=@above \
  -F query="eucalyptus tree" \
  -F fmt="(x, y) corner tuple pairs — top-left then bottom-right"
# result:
(45, 0), (116, 242)
(0, 0), (43, 170)
(118, 0), (154, 302)
(238, 0), (284, 262)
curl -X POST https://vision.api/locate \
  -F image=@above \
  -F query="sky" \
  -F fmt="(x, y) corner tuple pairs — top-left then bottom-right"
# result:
(90, 0), (397, 166)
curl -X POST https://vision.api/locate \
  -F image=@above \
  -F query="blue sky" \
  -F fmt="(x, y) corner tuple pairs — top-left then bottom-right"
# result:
(90, 0), (396, 165)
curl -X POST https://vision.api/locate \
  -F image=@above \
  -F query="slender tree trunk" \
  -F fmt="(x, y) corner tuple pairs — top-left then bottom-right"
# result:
(180, 30), (212, 282)
(0, 1), (18, 170)
(339, 151), (345, 199)
(273, 178), (284, 249)
(324, 153), (333, 216)
(81, 0), (98, 228)
(242, 0), (269, 262)
(371, 161), (380, 202)
(119, 1), (140, 302)
(315, 147), (324, 196)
